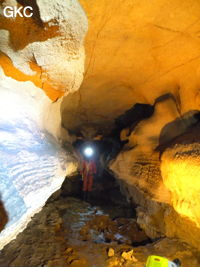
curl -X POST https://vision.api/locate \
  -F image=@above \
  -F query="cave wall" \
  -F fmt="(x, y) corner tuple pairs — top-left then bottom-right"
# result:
(113, 135), (200, 250)
(110, 98), (200, 249)
(76, 0), (200, 250)
(0, 71), (79, 249)
(0, 0), (86, 248)
(0, 0), (88, 141)
(0, 0), (87, 101)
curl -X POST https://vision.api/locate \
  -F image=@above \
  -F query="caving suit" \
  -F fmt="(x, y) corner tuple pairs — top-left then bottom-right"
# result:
(81, 160), (96, 193)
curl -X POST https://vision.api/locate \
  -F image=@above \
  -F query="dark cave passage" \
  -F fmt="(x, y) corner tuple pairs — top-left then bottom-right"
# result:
(71, 102), (157, 167)
(60, 170), (136, 220)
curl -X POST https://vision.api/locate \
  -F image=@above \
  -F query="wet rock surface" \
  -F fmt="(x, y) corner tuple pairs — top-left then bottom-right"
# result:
(0, 194), (199, 267)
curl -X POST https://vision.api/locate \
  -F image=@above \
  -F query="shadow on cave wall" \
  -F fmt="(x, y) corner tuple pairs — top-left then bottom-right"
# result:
(99, 93), (180, 164)
(112, 93), (179, 138)
(0, 196), (8, 233)
(156, 110), (200, 157)
(98, 103), (155, 165)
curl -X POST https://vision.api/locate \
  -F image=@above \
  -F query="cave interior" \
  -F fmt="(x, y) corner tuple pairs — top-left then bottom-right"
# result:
(0, 0), (200, 266)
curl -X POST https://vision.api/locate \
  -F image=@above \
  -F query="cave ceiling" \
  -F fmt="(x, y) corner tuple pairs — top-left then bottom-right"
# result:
(1, 0), (200, 137)
(61, 0), (200, 136)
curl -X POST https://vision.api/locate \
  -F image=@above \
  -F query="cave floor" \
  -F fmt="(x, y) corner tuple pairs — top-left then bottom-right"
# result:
(0, 196), (199, 267)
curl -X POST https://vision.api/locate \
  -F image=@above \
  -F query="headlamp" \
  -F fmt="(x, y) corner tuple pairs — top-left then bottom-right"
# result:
(83, 147), (94, 158)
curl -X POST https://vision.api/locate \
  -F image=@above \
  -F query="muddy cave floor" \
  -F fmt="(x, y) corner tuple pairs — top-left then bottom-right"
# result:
(0, 176), (199, 267)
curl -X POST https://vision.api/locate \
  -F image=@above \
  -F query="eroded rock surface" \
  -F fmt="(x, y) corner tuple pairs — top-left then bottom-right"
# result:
(0, 0), (87, 100)
(0, 0), (85, 248)
(0, 195), (199, 267)
(111, 123), (200, 250)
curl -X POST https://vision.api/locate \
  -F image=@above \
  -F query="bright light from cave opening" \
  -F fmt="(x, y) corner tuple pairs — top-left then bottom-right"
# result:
(83, 147), (94, 158)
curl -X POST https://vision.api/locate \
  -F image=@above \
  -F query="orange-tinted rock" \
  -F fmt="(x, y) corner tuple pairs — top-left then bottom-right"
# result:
(0, 0), (87, 100)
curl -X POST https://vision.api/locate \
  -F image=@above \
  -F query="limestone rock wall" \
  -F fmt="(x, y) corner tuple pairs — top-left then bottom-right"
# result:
(0, 0), (85, 248)
(161, 141), (200, 248)
(0, 0), (87, 101)
(111, 119), (200, 250)
(0, 72), (79, 249)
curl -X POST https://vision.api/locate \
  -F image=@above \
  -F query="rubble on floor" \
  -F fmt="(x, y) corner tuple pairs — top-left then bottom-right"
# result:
(0, 196), (199, 267)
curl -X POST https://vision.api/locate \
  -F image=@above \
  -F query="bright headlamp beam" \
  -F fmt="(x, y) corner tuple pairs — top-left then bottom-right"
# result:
(83, 147), (94, 157)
